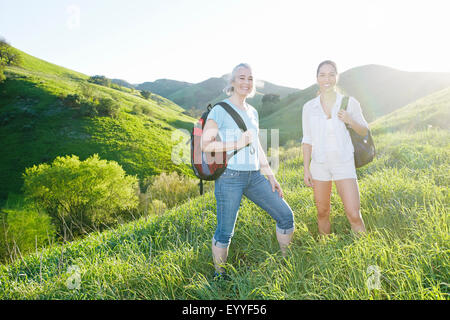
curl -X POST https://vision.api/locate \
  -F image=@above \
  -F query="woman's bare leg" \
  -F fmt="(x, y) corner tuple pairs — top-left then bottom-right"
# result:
(334, 178), (366, 233)
(313, 180), (333, 235)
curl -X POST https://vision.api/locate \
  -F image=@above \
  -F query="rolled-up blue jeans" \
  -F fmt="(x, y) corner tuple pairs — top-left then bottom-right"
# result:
(212, 168), (295, 249)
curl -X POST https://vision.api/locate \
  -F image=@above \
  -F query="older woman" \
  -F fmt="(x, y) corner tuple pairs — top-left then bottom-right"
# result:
(302, 60), (368, 236)
(201, 63), (295, 279)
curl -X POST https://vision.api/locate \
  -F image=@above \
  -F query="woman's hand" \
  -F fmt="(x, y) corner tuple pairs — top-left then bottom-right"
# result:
(237, 130), (253, 149)
(304, 169), (314, 188)
(268, 176), (284, 198)
(337, 109), (352, 124)
(337, 110), (369, 136)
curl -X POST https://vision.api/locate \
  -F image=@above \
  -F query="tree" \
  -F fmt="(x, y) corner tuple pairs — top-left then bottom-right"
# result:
(88, 75), (111, 87)
(0, 39), (23, 66)
(23, 154), (139, 240)
(260, 93), (280, 117)
(140, 90), (151, 99)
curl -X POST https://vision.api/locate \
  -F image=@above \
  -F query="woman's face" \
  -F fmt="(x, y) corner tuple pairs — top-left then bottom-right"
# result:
(232, 67), (253, 97)
(317, 64), (337, 94)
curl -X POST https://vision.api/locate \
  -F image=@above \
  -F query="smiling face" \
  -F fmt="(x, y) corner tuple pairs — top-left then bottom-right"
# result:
(231, 66), (254, 98)
(317, 63), (338, 94)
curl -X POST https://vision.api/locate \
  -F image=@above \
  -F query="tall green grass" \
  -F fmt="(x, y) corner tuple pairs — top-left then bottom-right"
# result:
(0, 127), (448, 300)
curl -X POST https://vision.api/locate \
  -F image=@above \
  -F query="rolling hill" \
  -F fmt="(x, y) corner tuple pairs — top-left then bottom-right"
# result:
(114, 75), (301, 112)
(0, 47), (196, 202)
(1, 85), (448, 300)
(260, 65), (450, 145)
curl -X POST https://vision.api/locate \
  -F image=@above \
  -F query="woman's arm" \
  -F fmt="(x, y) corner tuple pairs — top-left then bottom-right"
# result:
(302, 143), (314, 188)
(201, 119), (252, 152)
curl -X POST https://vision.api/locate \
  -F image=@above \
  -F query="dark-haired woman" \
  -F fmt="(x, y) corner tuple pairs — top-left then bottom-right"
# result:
(302, 60), (368, 235)
(201, 63), (295, 279)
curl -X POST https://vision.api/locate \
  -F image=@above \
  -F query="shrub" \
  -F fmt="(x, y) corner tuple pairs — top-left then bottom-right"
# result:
(22, 154), (139, 240)
(79, 102), (98, 117)
(97, 98), (120, 118)
(0, 65), (5, 83)
(144, 172), (212, 209)
(0, 208), (56, 263)
(63, 94), (83, 108)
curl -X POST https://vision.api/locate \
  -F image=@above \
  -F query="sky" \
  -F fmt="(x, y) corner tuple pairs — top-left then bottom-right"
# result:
(1, 0), (449, 89)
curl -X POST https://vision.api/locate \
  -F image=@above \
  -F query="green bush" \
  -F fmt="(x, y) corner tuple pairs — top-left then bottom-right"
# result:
(63, 94), (83, 108)
(97, 98), (120, 118)
(22, 154), (139, 240)
(0, 65), (5, 83)
(143, 172), (211, 209)
(0, 208), (56, 263)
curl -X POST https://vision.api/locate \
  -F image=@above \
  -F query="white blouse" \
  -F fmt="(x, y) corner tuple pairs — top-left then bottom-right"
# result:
(301, 93), (369, 163)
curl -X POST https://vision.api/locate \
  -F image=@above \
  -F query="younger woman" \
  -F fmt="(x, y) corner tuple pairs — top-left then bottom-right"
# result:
(302, 60), (368, 235)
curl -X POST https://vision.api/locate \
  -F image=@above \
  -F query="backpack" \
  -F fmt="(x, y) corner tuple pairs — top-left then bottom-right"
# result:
(340, 96), (376, 168)
(191, 101), (247, 194)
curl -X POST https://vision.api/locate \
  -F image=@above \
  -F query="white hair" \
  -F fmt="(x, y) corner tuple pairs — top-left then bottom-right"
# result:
(223, 63), (256, 98)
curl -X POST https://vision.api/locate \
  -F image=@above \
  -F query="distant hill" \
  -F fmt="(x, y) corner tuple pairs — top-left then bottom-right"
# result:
(136, 79), (193, 98)
(370, 85), (450, 135)
(113, 75), (300, 112)
(0, 47), (195, 201)
(260, 65), (450, 145)
(338, 64), (450, 121)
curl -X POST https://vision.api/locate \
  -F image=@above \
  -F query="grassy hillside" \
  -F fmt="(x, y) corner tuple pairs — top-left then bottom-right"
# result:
(370, 85), (450, 135)
(260, 65), (450, 145)
(0, 89), (448, 300)
(0, 48), (195, 201)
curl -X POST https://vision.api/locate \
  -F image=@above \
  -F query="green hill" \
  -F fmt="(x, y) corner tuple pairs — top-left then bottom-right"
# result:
(135, 79), (193, 98)
(370, 85), (450, 135)
(260, 65), (450, 145)
(130, 75), (300, 112)
(1, 87), (448, 300)
(0, 47), (195, 201)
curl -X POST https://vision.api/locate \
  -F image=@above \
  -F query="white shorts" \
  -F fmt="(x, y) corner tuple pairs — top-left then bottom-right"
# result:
(310, 152), (357, 181)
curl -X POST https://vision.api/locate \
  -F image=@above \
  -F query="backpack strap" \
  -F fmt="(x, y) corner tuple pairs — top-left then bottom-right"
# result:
(339, 96), (351, 129)
(214, 102), (248, 132)
(340, 96), (350, 111)
(212, 101), (250, 156)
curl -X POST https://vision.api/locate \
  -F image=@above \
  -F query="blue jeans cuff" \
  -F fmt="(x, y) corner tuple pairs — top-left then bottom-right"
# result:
(276, 225), (295, 235)
(212, 237), (230, 249)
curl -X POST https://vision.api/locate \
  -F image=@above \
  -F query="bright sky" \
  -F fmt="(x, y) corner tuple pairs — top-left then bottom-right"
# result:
(1, 0), (449, 89)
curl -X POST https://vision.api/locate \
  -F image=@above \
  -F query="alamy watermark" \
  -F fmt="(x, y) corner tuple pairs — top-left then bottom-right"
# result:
(66, 265), (81, 290)
(366, 265), (381, 291)
(66, 5), (81, 30)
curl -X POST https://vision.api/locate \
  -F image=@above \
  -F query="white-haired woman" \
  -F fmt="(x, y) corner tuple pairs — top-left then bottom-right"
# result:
(201, 63), (295, 280)
(302, 60), (368, 236)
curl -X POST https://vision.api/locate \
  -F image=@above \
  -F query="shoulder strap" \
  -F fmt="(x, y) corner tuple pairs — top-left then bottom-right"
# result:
(340, 96), (351, 129)
(340, 96), (350, 111)
(213, 101), (249, 156)
(214, 101), (248, 132)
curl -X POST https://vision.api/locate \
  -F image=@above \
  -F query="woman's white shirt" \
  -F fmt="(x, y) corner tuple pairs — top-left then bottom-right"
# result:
(301, 93), (368, 163)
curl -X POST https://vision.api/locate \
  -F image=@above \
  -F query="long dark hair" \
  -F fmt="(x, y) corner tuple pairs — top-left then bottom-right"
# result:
(316, 60), (346, 96)
(316, 60), (338, 77)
